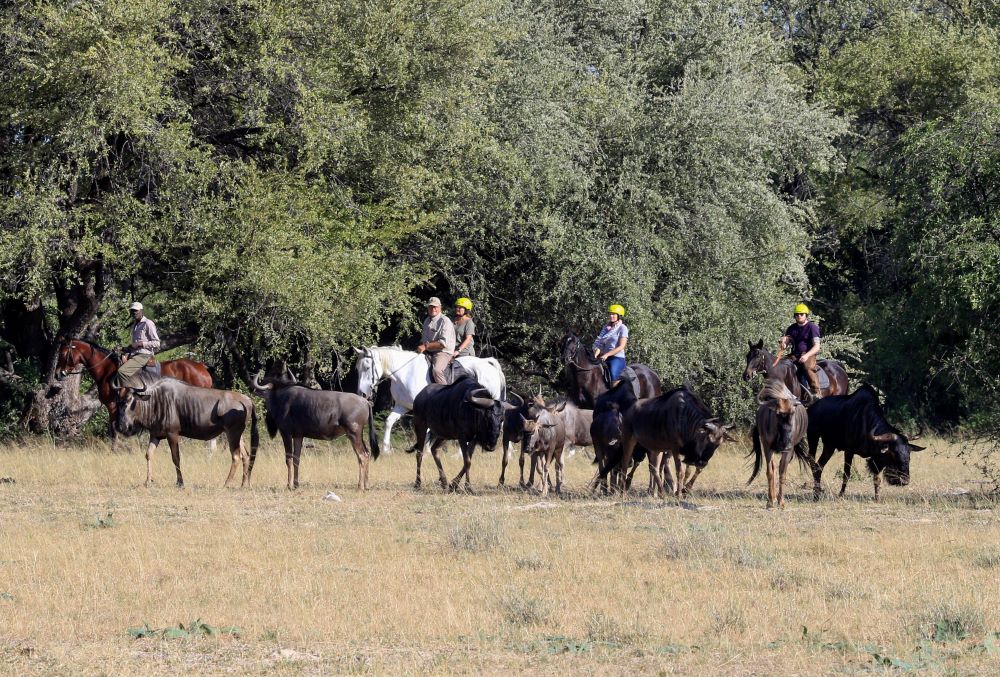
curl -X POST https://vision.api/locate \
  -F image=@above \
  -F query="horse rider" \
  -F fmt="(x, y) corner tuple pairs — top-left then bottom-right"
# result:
(416, 296), (456, 384)
(453, 297), (476, 358)
(114, 301), (160, 389)
(593, 303), (629, 383)
(780, 303), (823, 399)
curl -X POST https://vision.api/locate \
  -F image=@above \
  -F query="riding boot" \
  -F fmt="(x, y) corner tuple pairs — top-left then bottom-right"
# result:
(804, 355), (823, 399)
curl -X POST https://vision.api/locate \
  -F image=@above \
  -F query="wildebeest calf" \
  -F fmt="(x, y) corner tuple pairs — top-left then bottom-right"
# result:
(521, 406), (566, 496)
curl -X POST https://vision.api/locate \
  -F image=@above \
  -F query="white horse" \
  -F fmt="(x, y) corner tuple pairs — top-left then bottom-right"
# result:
(354, 346), (507, 453)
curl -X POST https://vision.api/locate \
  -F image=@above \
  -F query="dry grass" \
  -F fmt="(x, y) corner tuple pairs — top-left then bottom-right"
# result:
(1, 433), (1000, 675)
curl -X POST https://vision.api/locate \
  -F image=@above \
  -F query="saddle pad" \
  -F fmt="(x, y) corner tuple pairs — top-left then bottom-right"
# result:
(801, 363), (831, 390)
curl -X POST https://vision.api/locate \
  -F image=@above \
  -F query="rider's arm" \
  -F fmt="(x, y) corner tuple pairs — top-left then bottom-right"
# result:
(801, 337), (820, 361)
(602, 337), (628, 359)
(456, 336), (473, 354)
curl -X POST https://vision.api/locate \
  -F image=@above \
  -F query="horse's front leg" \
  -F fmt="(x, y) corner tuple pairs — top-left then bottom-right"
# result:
(383, 406), (406, 454)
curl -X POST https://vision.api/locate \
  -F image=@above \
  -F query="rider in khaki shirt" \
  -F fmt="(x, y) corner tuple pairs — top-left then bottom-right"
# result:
(416, 297), (456, 384)
(114, 301), (160, 388)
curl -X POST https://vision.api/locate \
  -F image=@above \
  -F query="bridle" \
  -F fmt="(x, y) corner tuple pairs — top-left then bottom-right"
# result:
(563, 334), (601, 373)
(357, 347), (426, 402)
(59, 341), (117, 377)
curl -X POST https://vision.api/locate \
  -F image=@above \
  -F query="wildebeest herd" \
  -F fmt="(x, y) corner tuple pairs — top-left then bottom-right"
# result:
(56, 336), (925, 506)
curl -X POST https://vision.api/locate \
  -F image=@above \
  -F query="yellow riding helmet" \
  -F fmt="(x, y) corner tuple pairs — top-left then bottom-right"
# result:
(455, 297), (474, 311)
(794, 303), (811, 316)
(608, 304), (626, 317)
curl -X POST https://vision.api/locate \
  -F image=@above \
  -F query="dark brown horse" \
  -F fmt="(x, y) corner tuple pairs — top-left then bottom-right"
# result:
(559, 331), (660, 408)
(742, 339), (849, 402)
(57, 339), (213, 449)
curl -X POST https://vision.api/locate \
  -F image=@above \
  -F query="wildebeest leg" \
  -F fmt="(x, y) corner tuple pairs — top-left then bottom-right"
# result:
(536, 452), (548, 497)
(223, 430), (243, 488)
(526, 450), (538, 490)
(778, 450), (791, 509)
(499, 440), (512, 486)
(765, 449), (777, 509)
(348, 426), (369, 491)
(672, 451), (684, 499)
(449, 441), (474, 493)
(518, 443), (528, 488)
(280, 431), (295, 490)
(873, 470), (882, 502)
(167, 434), (183, 488)
(813, 440), (836, 500)
(430, 438), (448, 490)
(683, 466), (702, 495)
(144, 437), (161, 487)
(838, 453), (853, 497)
(291, 437), (304, 489)
(414, 441), (423, 489)
(647, 450), (665, 499)
(555, 448), (564, 494)
(383, 405), (407, 453)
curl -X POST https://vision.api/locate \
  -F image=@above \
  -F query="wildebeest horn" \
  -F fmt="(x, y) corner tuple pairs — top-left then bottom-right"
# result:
(508, 392), (524, 408)
(250, 373), (273, 391)
(466, 388), (495, 409)
(284, 366), (298, 383)
(869, 431), (897, 444)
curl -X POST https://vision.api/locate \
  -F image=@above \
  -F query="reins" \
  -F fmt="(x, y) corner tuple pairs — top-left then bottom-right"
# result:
(63, 341), (118, 377)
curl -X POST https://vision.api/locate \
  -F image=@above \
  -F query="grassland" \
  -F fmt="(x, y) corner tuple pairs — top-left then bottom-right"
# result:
(1, 433), (999, 675)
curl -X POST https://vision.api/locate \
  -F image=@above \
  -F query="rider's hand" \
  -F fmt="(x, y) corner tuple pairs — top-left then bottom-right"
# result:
(599, 354), (607, 362)
(416, 343), (426, 354)
(799, 355), (809, 363)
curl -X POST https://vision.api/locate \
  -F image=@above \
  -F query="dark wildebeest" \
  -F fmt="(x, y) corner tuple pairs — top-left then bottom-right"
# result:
(747, 380), (809, 509)
(521, 405), (566, 497)
(115, 378), (258, 488)
(408, 377), (516, 493)
(806, 384), (925, 501)
(742, 339), (849, 402)
(589, 370), (664, 493)
(249, 375), (379, 491)
(498, 392), (532, 487)
(559, 331), (662, 408)
(613, 386), (734, 498)
(57, 339), (214, 451)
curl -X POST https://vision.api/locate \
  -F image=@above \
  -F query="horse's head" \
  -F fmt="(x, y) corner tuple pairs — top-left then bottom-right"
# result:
(56, 340), (86, 379)
(559, 331), (583, 364)
(743, 339), (768, 381)
(353, 347), (383, 399)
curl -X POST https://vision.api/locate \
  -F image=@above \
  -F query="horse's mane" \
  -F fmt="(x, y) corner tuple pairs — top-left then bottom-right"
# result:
(757, 380), (796, 405)
(70, 338), (115, 356)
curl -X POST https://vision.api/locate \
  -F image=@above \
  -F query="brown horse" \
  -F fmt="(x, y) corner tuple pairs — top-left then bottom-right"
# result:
(742, 339), (849, 402)
(559, 331), (660, 408)
(57, 339), (213, 449)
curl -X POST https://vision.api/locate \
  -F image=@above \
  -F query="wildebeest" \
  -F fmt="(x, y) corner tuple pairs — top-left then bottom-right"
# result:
(57, 339), (214, 451)
(115, 378), (258, 488)
(249, 375), (379, 491)
(613, 386), (733, 498)
(747, 380), (809, 509)
(806, 384), (925, 501)
(408, 377), (516, 492)
(515, 396), (595, 491)
(589, 372), (664, 493)
(498, 392), (536, 488)
(521, 405), (566, 496)
(742, 339), (849, 401)
(559, 331), (662, 408)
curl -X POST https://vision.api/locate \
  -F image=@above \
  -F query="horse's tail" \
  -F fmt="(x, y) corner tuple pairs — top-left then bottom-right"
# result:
(367, 402), (380, 460)
(248, 401), (260, 479)
(747, 424), (763, 486)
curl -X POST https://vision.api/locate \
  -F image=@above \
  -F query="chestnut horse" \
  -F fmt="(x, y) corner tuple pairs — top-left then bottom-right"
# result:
(57, 339), (213, 450)
(742, 339), (849, 403)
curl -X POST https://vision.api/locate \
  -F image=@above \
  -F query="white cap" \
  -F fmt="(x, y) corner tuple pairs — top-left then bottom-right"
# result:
(427, 296), (442, 307)
(129, 302), (143, 311)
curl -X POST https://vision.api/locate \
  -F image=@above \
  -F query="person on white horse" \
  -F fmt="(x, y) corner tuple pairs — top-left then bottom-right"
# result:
(416, 296), (456, 385)
(354, 299), (507, 452)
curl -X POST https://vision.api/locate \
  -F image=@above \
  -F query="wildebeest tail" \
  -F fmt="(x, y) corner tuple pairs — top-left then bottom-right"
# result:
(747, 424), (763, 486)
(265, 411), (278, 438)
(248, 402), (260, 477)
(367, 402), (380, 459)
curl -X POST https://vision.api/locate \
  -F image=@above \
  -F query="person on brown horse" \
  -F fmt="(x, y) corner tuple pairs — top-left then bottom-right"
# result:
(113, 302), (160, 389)
(416, 296), (456, 385)
(779, 303), (823, 400)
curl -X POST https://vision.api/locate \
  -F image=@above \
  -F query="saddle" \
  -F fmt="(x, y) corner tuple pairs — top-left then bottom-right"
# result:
(142, 358), (162, 378)
(793, 360), (830, 393)
(425, 355), (471, 385)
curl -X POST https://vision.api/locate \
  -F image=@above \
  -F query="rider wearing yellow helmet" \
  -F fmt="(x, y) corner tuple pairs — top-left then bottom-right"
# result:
(780, 303), (823, 398)
(593, 303), (629, 382)
(453, 297), (476, 358)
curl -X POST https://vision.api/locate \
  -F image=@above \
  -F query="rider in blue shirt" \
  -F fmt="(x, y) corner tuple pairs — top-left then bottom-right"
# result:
(593, 304), (629, 382)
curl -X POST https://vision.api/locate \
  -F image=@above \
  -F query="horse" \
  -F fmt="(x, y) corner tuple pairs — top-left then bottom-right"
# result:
(747, 380), (809, 509)
(558, 331), (661, 408)
(354, 346), (507, 453)
(742, 339), (849, 402)
(56, 339), (214, 451)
